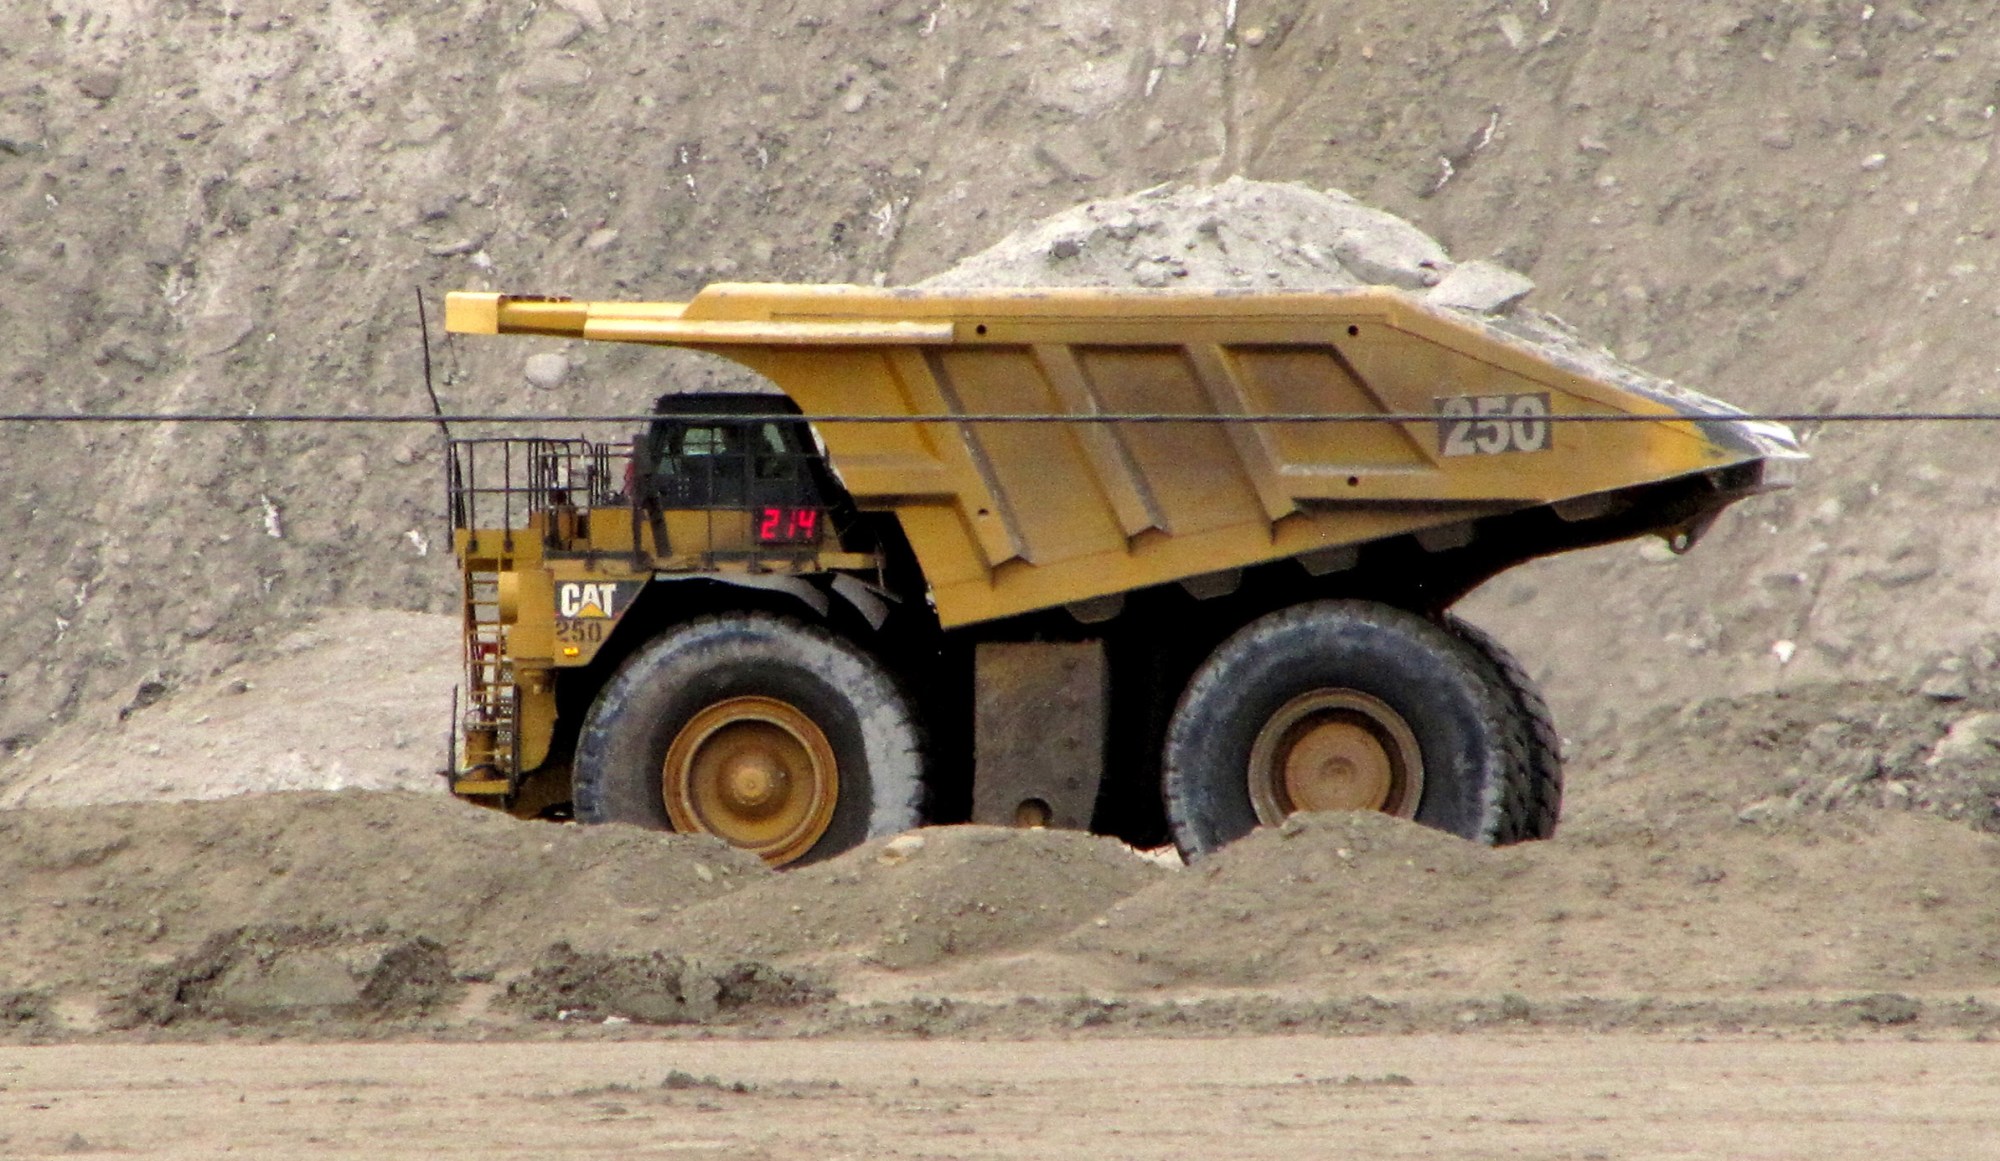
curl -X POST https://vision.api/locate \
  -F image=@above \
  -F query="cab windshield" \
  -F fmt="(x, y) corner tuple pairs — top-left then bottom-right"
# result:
(644, 416), (819, 509)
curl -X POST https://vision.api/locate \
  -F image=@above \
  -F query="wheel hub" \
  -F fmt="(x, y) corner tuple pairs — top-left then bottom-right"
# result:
(1247, 689), (1423, 826)
(720, 753), (787, 813)
(663, 695), (838, 866)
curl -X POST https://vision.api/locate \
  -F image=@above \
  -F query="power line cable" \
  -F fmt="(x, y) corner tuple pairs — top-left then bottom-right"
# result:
(0, 410), (1992, 426)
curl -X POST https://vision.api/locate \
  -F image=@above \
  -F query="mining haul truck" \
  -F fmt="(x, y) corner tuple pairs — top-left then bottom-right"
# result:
(441, 284), (1801, 866)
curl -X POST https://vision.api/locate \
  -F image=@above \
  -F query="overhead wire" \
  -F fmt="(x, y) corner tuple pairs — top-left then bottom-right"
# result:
(0, 410), (1994, 426)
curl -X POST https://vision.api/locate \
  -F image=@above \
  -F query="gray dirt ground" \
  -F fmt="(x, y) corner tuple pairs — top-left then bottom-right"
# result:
(4, 0), (2000, 1067)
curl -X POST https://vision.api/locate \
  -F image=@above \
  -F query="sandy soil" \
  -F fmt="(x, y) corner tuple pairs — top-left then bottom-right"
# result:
(4, 1035), (1995, 1160)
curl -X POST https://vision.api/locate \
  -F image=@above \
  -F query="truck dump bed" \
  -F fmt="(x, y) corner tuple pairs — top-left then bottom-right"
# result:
(447, 284), (1800, 627)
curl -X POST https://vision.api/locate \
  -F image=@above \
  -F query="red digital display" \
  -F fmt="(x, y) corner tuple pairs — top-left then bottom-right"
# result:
(757, 506), (822, 544)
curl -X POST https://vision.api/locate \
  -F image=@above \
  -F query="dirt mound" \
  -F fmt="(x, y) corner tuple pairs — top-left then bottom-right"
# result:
(650, 825), (1167, 972)
(503, 944), (827, 1025)
(111, 925), (456, 1029)
(0, 790), (765, 1000)
(0, 792), (1174, 1034)
(1051, 809), (2000, 1000)
(2, 785), (1997, 1039)
(0, 793), (1162, 1035)
(1050, 812), (1523, 990)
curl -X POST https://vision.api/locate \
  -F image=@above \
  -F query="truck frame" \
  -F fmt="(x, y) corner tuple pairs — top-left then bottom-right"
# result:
(442, 284), (1800, 865)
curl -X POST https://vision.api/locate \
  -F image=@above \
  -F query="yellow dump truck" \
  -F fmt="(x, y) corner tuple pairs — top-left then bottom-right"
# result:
(442, 284), (1801, 865)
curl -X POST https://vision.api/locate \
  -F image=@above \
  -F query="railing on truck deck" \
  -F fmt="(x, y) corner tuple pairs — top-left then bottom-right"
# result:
(445, 435), (833, 558)
(447, 438), (618, 545)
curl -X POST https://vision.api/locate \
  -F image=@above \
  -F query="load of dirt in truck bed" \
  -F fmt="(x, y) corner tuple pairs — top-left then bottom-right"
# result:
(920, 177), (1467, 294)
(919, 177), (1736, 419)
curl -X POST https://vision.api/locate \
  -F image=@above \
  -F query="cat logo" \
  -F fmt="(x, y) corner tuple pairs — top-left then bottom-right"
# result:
(558, 582), (620, 620)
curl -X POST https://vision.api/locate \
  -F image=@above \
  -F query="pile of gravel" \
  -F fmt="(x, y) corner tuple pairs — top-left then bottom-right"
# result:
(919, 178), (1784, 449)
(921, 176), (1529, 305)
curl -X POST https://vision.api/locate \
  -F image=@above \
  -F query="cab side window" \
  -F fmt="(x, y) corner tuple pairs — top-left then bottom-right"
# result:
(753, 422), (797, 481)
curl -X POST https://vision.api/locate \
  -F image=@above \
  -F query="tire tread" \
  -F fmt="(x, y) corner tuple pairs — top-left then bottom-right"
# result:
(1446, 615), (1563, 843)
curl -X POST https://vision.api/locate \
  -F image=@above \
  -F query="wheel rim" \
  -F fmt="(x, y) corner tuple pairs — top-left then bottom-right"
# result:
(663, 695), (839, 866)
(1247, 689), (1423, 825)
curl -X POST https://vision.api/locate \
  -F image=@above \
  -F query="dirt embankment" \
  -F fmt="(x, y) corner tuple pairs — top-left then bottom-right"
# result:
(7, 1), (2000, 774)
(0, 610), (458, 809)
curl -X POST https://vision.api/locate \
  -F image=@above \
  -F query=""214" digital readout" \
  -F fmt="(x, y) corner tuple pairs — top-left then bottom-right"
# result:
(756, 506), (823, 544)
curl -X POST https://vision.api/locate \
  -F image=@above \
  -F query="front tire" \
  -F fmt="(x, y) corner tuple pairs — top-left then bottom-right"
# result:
(1163, 600), (1554, 859)
(573, 613), (922, 866)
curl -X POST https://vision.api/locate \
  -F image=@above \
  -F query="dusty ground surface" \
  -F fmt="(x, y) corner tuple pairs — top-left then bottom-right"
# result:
(4, 1036), (1996, 1159)
(0, 421), (1997, 1049)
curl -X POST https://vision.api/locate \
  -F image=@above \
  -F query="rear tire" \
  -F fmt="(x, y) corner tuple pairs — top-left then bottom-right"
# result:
(573, 613), (922, 866)
(1162, 600), (1553, 859)
(1445, 615), (1563, 842)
